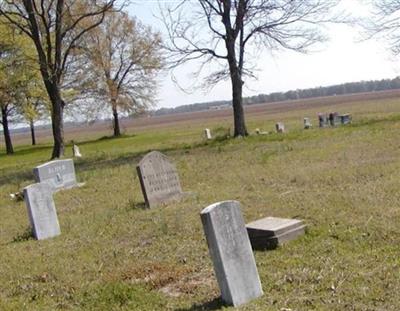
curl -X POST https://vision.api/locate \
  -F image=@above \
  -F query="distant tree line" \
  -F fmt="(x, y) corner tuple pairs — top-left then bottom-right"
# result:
(153, 77), (400, 116)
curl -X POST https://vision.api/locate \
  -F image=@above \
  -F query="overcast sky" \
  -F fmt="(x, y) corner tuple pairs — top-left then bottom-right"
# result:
(127, 1), (400, 109)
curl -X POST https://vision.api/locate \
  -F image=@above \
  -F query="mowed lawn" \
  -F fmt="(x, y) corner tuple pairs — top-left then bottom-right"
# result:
(1, 97), (400, 310)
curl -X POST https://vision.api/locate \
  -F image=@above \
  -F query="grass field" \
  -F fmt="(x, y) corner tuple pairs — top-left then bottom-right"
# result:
(1, 95), (400, 310)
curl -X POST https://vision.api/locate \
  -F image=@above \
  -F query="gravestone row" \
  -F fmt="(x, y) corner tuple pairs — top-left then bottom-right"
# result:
(21, 151), (305, 308)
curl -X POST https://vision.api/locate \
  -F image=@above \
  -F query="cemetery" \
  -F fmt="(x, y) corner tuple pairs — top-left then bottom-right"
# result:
(1, 96), (400, 310)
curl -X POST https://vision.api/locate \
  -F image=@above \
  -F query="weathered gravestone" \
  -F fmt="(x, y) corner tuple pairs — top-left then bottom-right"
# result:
(246, 217), (306, 250)
(136, 151), (183, 208)
(33, 159), (78, 191)
(200, 201), (263, 307)
(23, 183), (61, 240)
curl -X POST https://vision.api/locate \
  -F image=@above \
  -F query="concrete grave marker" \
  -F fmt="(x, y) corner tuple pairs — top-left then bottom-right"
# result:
(246, 217), (305, 250)
(23, 183), (61, 240)
(136, 151), (183, 208)
(33, 159), (78, 191)
(200, 201), (263, 307)
(204, 128), (212, 140)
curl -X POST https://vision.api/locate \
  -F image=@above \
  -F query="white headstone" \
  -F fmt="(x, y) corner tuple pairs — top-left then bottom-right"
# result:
(33, 159), (78, 191)
(73, 144), (82, 157)
(275, 122), (285, 133)
(200, 201), (263, 306)
(23, 183), (61, 240)
(304, 117), (312, 129)
(204, 128), (212, 140)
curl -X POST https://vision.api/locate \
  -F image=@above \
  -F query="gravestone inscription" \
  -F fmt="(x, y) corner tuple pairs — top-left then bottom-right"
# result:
(33, 159), (78, 191)
(23, 183), (61, 240)
(136, 151), (183, 208)
(200, 201), (263, 307)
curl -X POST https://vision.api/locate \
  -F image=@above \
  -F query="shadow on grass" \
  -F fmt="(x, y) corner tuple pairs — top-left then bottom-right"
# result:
(0, 169), (33, 187)
(11, 227), (33, 243)
(175, 297), (225, 311)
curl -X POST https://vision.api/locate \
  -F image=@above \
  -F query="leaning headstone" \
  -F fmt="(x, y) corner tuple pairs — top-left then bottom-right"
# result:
(33, 159), (78, 191)
(72, 144), (82, 158)
(200, 201), (263, 307)
(304, 117), (312, 129)
(246, 217), (305, 250)
(136, 151), (183, 208)
(275, 122), (285, 133)
(23, 183), (61, 240)
(204, 128), (212, 140)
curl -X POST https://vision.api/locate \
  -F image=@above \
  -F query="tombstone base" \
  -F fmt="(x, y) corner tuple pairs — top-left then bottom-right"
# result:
(248, 225), (306, 250)
(246, 217), (305, 250)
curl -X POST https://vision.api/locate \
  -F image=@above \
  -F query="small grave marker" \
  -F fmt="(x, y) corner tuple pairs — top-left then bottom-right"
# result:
(33, 159), (78, 191)
(136, 151), (183, 208)
(275, 122), (285, 133)
(339, 113), (352, 125)
(318, 113), (329, 128)
(23, 183), (61, 240)
(246, 217), (305, 250)
(204, 128), (212, 140)
(304, 117), (312, 129)
(73, 144), (82, 157)
(200, 201), (263, 306)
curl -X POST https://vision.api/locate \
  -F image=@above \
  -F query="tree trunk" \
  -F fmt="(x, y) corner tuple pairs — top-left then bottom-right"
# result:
(230, 71), (247, 136)
(30, 120), (36, 145)
(1, 106), (14, 154)
(226, 42), (248, 137)
(112, 103), (121, 137)
(49, 92), (65, 159)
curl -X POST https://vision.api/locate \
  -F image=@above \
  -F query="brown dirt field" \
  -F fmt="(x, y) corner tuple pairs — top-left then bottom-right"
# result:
(9, 89), (400, 145)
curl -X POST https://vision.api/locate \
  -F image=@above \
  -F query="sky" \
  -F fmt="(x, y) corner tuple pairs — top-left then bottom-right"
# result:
(127, 1), (400, 109)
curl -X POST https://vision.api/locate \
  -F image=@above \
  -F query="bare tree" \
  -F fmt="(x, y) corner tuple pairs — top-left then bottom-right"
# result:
(362, 1), (400, 55)
(0, 0), (118, 158)
(77, 11), (163, 137)
(162, 0), (341, 136)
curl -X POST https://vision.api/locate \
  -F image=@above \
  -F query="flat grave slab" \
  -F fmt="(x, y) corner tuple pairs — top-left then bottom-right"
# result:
(246, 217), (305, 250)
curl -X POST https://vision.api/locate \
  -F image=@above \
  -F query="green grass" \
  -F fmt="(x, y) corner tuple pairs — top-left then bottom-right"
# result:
(1, 98), (400, 310)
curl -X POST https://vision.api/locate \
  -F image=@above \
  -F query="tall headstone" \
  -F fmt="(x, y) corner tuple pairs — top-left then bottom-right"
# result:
(136, 151), (183, 208)
(204, 128), (212, 140)
(23, 183), (61, 240)
(33, 159), (78, 191)
(200, 201), (263, 307)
